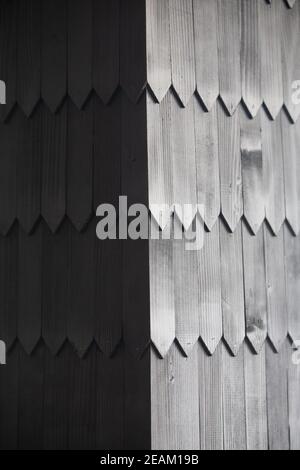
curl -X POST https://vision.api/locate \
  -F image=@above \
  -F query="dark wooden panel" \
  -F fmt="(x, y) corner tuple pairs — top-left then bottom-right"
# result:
(68, 0), (92, 108)
(0, 118), (17, 235)
(0, 343), (18, 450)
(93, 0), (120, 104)
(17, 0), (41, 116)
(41, 0), (67, 112)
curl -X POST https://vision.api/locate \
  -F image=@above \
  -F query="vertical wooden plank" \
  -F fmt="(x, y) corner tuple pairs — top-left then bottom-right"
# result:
(222, 342), (246, 450)
(193, 0), (219, 112)
(67, 99), (93, 231)
(174, 238), (199, 356)
(194, 101), (220, 231)
(198, 343), (223, 450)
(42, 0), (67, 112)
(146, 0), (171, 102)
(150, 237), (175, 358)
(18, 225), (42, 355)
(120, 0), (147, 102)
(69, 221), (95, 357)
(42, 103), (67, 233)
(260, 0), (284, 119)
(240, 108), (265, 235)
(217, 0), (241, 115)
(284, 225), (300, 343)
(169, 0), (196, 107)
(42, 221), (69, 355)
(220, 220), (245, 356)
(261, 110), (285, 235)
(288, 343), (300, 450)
(217, 102), (242, 233)
(0, 227), (17, 350)
(244, 342), (268, 450)
(0, 118), (17, 235)
(0, 344), (19, 449)
(17, 0), (41, 116)
(281, 113), (300, 235)
(264, 225), (288, 352)
(282, 0), (300, 122)
(18, 343), (44, 449)
(16, 106), (42, 234)
(241, 0), (262, 117)
(266, 339), (290, 450)
(198, 223), (222, 355)
(68, 0), (92, 109)
(242, 223), (267, 353)
(0, 0), (17, 121)
(93, 0), (120, 104)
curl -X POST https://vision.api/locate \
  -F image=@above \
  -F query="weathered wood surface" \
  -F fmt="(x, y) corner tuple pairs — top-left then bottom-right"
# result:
(288, 346), (300, 450)
(284, 225), (300, 343)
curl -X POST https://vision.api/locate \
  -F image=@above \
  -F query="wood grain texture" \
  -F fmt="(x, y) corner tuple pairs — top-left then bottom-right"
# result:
(0, 227), (17, 350)
(282, 0), (300, 122)
(0, 344), (18, 449)
(193, 0), (219, 111)
(0, 118), (17, 234)
(68, 0), (92, 108)
(198, 223), (222, 355)
(222, 341), (246, 450)
(42, 103), (67, 233)
(146, 0), (171, 102)
(260, 0), (284, 119)
(42, 221), (69, 355)
(194, 100), (220, 231)
(281, 113), (300, 235)
(93, 0), (120, 104)
(0, 0), (17, 121)
(41, 0), (67, 112)
(198, 343), (223, 450)
(244, 342), (268, 450)
(67, 99), (93, 231)
(18, 225), (42, 355)
(240, 107), (265, 235)
(217, 0), (241, 115)
(288, 345), (300, 450)
(241, 0), (262, 117)
(284, 225), (300, 343)
(264, 225), (288, 351)
(220, 220), (245, 356)
(261, 110), (285, 235)
(120, 0), (147, 102)
(266, 339), (290, 450)
(169, 0), (196, 107)
(217, 102), (242, 233)
(242, 223), (267, 354)
(150, 237), (175, 358)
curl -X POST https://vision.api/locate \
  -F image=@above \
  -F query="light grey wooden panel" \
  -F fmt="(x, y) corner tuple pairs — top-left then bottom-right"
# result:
(199, 342), (223, 450)
(217, 0), (241, 115)
(281, 113), (300, 235)
(260, 0), (284, 119)
(244, 342), (268, 450)
(282, 0), (300, 122)
(146, 0), (171, 102)
(194, 100), (220, 231)
(222, 342), (246, 450)
(220, 220), (245, 356)
(217, 102), (242, 232)
(240, 108), (265, 235)
(241, 0), (262, 117)
(242, 223), (267, 354)
(288, 345), (300, 450)
(284, 225), (300, 343)
(174, 237), (199, 356)
(266, 339), (290, 450)
(198, 223), (222, 355)
(261, 110), (285, 235)
(150, 237), (175, 358)
(147, 92), (173, 228)
(169, 0), (196, 107)
(151, 344), (200, 450)
(264, 225), (288, 351)
(193, 0), (219, 111)
(170, 92), (197, 229)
